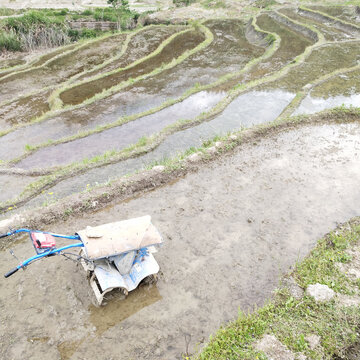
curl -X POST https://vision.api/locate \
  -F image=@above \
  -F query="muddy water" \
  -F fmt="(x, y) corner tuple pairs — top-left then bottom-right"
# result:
(261, 41), (360, 93)
(311, 68), (360, 98)
(23, 90), (294, 199)
(1, 122), (360, 359)
(16, 91), (226, 169)
(279, 8), (358, 41)
(295, 93), (360, 115)
(294, 69), (360, 115)
(60, 29), (205, 105)
(0, 44), (78, 80)
(213, 13), (314, 92)
(0, 20), (264, 161)
(0, 33), (126, 103)
(308, 5), (360, 26)
(0, 89), (51, 131)
(60, 19), (264, 106)
(73, 26), (185, 82)
(0, 27), (182, 129)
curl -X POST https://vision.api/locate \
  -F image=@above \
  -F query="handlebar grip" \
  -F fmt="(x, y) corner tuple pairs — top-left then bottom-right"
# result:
(4, 267), (19, 278)
(0, 233), (10, 238)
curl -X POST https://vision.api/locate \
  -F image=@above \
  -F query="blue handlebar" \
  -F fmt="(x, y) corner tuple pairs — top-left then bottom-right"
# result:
(2, 229), (84, 278)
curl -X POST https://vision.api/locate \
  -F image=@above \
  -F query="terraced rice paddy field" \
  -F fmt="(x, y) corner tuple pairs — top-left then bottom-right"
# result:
(0, 3), (360, 360)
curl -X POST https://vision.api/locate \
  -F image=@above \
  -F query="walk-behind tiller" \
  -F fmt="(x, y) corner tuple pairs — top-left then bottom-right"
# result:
(2, 216), (163, 305)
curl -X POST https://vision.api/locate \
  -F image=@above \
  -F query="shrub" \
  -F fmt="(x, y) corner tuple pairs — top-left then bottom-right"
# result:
(81, 9), (93, 16)
(0, 30), (22, 51)
(80, 28), (98, 38)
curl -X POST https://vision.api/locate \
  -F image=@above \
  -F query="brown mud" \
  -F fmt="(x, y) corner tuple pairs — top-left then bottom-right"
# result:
(1, 121), (360, 359)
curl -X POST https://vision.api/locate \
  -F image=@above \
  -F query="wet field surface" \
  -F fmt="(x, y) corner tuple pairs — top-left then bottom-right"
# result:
(0, 33), (127, 103)
(1, 5), (360, 359)
(22, 89), (294, 203)
(0, 26), (183, 127)
(1, 122), (360, 359)
(0, 19), (265, 162)
(1, 6), (359, 206)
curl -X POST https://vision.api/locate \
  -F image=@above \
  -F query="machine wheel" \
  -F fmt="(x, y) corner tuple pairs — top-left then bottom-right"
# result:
(142, 274), (158, 285)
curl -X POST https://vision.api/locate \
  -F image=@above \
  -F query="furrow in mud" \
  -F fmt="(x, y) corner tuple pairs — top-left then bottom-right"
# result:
(1, 121), (360, 360)
(2, 19), (264, 163)
(0, 33), (126, 103)
(0, 26), (183, 128)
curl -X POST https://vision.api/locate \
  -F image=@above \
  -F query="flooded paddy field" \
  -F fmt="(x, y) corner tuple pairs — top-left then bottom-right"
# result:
(1, 122), (360, 359)
(21, 89), (294, 200)
(308, 5), (360, 25)
(0, 26), (183, 126)
(1, 5), (359, 207)
(59, 27), (201, 105)
(1, 4), (360, 359)
(280, 7), (359, 41)
(0, 33), (127, 104)
(0, 19), (265, 162)
(294, 68), (360, 115)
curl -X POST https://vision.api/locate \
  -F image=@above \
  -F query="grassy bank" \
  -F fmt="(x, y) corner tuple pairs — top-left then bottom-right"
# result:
(195, 218), (360, 360)
(0, 7), (139, 52)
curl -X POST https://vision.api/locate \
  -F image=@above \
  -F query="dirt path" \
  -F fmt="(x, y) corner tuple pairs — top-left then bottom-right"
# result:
(1, 121), (360, 359)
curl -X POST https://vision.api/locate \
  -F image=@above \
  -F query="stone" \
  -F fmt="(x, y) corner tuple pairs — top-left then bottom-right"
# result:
(306, 284), (335, 302)
(305, 334), (321, 350)
(187, 153), (201, 162)
(206, 146), (217, 154)
(214, 141), (222, 148)
(230, 135), (237, 140)
(336, 294), (360, 307)
(255, 334), (295, 360)
(152, 165), (165, 172)
(282, 277), (304, 300)
(348, 268), (360, 279)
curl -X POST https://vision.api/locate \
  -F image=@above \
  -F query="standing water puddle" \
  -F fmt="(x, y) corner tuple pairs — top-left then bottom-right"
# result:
(1, 122), (360, 359)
